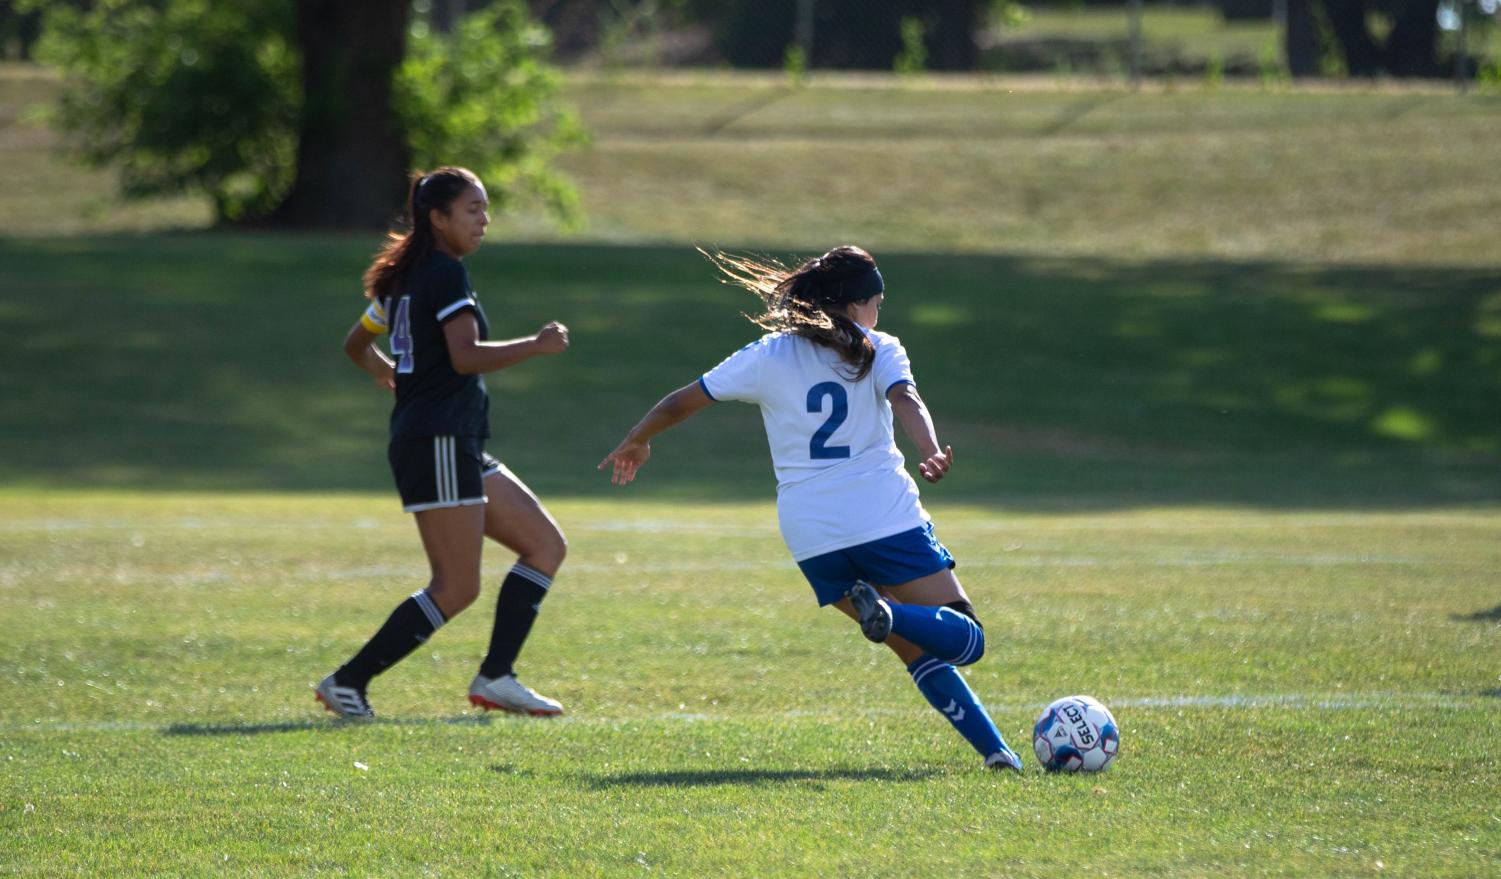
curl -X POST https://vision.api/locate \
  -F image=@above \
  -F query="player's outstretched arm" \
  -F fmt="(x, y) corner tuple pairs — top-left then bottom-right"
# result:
(599, 382), (715, 485)
(445, 314), (570, 375)
(342, 320), (396, 391)
(887, 383), (953, 484)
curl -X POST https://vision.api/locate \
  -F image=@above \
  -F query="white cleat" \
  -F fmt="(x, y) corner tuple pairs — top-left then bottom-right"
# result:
(985, 747), (1025, 774)
(468, 674), (563, 717)
(315, 673), (374, 720)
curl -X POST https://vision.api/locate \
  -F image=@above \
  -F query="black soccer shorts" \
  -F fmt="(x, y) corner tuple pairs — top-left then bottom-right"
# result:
(387, 435), (503, 512)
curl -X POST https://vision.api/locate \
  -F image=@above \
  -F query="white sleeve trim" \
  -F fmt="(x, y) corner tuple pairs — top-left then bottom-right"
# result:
(436, 298), (475, 321)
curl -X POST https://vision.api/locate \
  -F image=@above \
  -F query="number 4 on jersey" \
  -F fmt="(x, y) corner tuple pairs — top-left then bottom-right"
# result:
(390, 296), (414, 374)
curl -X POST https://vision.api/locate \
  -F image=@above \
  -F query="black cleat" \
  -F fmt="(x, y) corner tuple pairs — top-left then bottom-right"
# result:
(848, 581), (893, 643)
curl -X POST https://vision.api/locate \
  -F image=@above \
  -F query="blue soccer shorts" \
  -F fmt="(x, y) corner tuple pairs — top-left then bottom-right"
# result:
(796, 522), (956, 607)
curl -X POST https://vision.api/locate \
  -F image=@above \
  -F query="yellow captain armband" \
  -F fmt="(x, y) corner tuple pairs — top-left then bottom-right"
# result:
(360, 299), (389, 335)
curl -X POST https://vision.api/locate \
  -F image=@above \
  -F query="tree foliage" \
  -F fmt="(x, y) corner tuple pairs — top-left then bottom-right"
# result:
(37, 0), (300, 221)
(398, 2), (585, 228)
(35, 0), (581, 227)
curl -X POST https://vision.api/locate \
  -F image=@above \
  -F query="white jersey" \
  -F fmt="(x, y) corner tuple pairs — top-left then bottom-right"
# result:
(700, 328), (930, 561)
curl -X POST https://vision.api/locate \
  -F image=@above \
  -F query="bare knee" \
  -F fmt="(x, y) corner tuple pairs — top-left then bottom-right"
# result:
(518, 527), (567, 576)
(426, 574), (481, 618)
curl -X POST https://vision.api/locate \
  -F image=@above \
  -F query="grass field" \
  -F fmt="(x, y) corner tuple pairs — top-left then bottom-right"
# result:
(989, 5), (1498, 75)
(2, 493), (1500, 876)
(6, 64), (1501, 265)
(2, 59), (1500, 877)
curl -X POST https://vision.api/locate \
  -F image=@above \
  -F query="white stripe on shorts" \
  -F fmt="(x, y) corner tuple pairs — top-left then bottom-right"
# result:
(403, 436), (487, 513)
(433, 436), (454, 504)
(446, 436), (458, 503)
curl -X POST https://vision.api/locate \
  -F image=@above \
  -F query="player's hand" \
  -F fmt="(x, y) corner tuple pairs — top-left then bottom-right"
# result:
(917, 445), (954, 483)
(533, 321), (570, 355)
(598, 441), (650, 486)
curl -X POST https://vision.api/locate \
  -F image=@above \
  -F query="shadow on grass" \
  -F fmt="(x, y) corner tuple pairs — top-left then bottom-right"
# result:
(586, 766), (942, 788)
(2, 235), (1498, 510)
(162, 715), (492, 736)
(1452, 604), (1501, 623)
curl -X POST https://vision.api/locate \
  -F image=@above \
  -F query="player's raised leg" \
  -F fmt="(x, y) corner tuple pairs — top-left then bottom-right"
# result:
(850, 569), (986, 666)
(837, 571), (1023, 772)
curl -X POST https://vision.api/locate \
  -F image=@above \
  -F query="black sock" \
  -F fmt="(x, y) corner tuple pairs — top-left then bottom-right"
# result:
(479, 563), (552, 679)
(337, 590), (447, 690)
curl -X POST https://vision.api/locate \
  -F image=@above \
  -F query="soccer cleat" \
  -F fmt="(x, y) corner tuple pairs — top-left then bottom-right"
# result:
(848, 581), (892, 643)
(985, 747), (1025, 774)
(468, 674), (564, 717)
(315, 674), (374, 720)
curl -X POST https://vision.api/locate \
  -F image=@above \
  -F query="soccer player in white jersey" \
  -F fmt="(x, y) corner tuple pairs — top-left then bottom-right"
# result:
(600, 245), (1024, 772)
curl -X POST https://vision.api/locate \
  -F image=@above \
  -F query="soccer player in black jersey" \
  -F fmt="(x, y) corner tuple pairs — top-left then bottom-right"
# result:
(317, 167), (571, 719)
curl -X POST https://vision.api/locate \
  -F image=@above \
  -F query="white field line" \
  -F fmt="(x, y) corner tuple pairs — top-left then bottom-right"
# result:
(6, 511), (1500, 537)
(2, 550), (1433, 590)
(0, 692), (1491, 736)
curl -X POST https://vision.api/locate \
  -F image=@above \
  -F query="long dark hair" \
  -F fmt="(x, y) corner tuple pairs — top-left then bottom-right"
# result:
(701, 245), (881, 381)
(363, 167), (483, 305)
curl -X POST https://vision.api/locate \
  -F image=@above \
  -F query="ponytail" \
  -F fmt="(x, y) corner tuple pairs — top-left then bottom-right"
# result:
(701, 245), (881, 381)
(363, 167), (483, 305)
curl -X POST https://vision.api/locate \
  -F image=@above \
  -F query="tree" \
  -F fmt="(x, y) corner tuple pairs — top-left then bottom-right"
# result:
(38, 0), (301, 221)
(270, 0), (411, 227)
(1315, 0), (1443, 77)
(36, 0), (580, 228)
(703, 0), (984, 71)
(1285, 0), (1320, 78)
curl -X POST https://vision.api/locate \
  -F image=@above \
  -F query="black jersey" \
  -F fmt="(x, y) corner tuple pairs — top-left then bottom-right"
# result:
(367, 251), (491, 440)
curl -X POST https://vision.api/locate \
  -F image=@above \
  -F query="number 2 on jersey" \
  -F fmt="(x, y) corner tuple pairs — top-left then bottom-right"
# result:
(807, 382), (851, 459)
(390, 296), (414, 374)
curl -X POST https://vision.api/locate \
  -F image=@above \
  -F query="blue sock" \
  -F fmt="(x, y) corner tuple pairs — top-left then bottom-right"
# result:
(907, 654), (1011, 758)
(888, 603), (985, 666)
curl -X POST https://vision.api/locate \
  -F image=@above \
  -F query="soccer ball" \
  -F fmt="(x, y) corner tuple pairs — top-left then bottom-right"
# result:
(1032, 695), (1120, 772)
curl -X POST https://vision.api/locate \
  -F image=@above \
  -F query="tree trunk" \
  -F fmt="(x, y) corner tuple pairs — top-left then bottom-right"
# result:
(1320, 0), (1383, 75)
(924, 0), (981, 71)
(1285, 0), (1319, 77)
(1383, 0), (1441, 76)
(272, 0), (411, 228)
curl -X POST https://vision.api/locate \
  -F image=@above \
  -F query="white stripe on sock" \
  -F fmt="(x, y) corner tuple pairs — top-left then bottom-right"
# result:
(910, 658), (946, 687)
(958, 621), (979, 665)
(510, 563), (553, 590)
(412, 589), (446, 630)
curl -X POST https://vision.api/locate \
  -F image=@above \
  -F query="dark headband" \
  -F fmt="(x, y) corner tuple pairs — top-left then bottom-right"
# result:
(823, 266), (884, 304)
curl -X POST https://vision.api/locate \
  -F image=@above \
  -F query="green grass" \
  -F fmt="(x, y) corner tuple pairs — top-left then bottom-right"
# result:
(986, 5), (1283, 74)
(518, 75), (1501, 266)
(5, 64), (1500, 266)
(1, 235), (1497, 507)
(986, 5), (1497, 76)
(2, 492), (1498, 876)
(3, 49), (1501, 878)
(0, 65), (210, 234)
